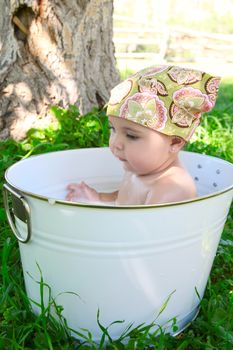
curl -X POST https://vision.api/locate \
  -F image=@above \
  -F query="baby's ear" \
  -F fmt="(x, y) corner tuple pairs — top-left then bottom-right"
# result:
(170, 136), (186, 153)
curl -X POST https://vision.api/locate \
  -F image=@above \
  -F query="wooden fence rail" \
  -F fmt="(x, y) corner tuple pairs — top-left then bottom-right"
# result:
(113, 17), (233, 63)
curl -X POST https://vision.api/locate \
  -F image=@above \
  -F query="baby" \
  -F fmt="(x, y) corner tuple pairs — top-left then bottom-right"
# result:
(66, 65), (220, 205)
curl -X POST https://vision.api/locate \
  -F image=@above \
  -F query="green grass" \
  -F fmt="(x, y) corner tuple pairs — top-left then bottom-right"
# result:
(0, 78), (233, 349)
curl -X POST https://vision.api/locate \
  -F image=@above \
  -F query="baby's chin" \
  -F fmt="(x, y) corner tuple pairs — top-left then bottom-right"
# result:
(121, 160), (134, 172)
(122, 162), (148, 176)
(117, 157), (154, 175)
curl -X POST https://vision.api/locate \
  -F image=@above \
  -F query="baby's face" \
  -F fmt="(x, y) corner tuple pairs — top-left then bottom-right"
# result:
(108, 116), (181, 176)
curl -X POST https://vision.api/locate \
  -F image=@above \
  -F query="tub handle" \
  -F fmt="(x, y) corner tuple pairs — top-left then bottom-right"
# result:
(3, 184), (31, 243)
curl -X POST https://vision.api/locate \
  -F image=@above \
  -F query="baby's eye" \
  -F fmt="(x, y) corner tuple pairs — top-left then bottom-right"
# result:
(108, 125), (115, 133)
(126, 133), (139, 140)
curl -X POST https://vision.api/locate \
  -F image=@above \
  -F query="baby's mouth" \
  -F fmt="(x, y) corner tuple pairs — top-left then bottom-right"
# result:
(114, 152), (126, 162)
(117, 156), (126, 162)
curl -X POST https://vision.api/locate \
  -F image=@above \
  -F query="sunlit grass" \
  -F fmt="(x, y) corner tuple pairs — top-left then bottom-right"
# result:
(0, 77), (232, 349)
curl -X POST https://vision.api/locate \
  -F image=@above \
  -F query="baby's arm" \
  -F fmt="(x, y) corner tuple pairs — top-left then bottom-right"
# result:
(66, 182), (118, 203)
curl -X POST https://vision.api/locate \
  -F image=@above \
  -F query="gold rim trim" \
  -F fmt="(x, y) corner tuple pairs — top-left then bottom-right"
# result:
(4, 176), (233, 210)
(4, 148), (233, 210)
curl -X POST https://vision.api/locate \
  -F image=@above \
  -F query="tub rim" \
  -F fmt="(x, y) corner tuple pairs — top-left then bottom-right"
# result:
(4, 148), (233, 210)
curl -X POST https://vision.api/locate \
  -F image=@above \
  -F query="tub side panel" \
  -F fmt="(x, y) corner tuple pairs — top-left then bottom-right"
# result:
(16, 190), (232, 339)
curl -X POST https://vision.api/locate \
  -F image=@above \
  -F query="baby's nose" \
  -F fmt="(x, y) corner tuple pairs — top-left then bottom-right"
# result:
(112, 135), (124, 151)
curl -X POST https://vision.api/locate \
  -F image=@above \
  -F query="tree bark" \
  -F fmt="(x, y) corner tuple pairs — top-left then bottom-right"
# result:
(0, 0), (120, 140)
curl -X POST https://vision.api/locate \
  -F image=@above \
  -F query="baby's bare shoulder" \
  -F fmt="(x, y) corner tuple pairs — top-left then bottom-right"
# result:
(145, 167), (197, 205)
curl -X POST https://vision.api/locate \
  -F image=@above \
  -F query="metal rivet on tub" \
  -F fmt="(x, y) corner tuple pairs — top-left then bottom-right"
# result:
(197, 164), (202, 169)
(216, 169), (221, 174)
(213, 182), (218, 187)
(194, 176), (199, 181)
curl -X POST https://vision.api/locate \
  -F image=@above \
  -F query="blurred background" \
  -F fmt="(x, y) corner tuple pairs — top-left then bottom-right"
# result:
(113, 0), (233, 78)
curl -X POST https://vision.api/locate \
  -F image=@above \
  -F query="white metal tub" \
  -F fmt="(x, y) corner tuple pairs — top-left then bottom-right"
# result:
(3, 148), (233, 340)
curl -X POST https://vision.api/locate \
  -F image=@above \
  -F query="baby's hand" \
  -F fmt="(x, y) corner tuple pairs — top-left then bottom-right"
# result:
(66, 182), (100, 203)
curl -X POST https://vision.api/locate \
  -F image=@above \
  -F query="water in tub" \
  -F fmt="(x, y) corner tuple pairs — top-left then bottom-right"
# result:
(38, 176), (121, 205)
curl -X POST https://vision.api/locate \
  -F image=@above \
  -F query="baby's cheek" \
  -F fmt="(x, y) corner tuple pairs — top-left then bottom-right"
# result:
(109, 138), (114, 153)
(108, 134), (112, 145)
(126, 155), (141, 171)
(131, 157), (152, 174)
(109, 142), (113, 154)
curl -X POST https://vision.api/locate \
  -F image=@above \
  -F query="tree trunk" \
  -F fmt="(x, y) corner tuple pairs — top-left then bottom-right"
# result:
(0, 0), (120, 140)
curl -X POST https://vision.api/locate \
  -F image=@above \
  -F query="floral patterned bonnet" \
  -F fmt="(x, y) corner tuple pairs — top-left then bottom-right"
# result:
(106, 65), (220, 141)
